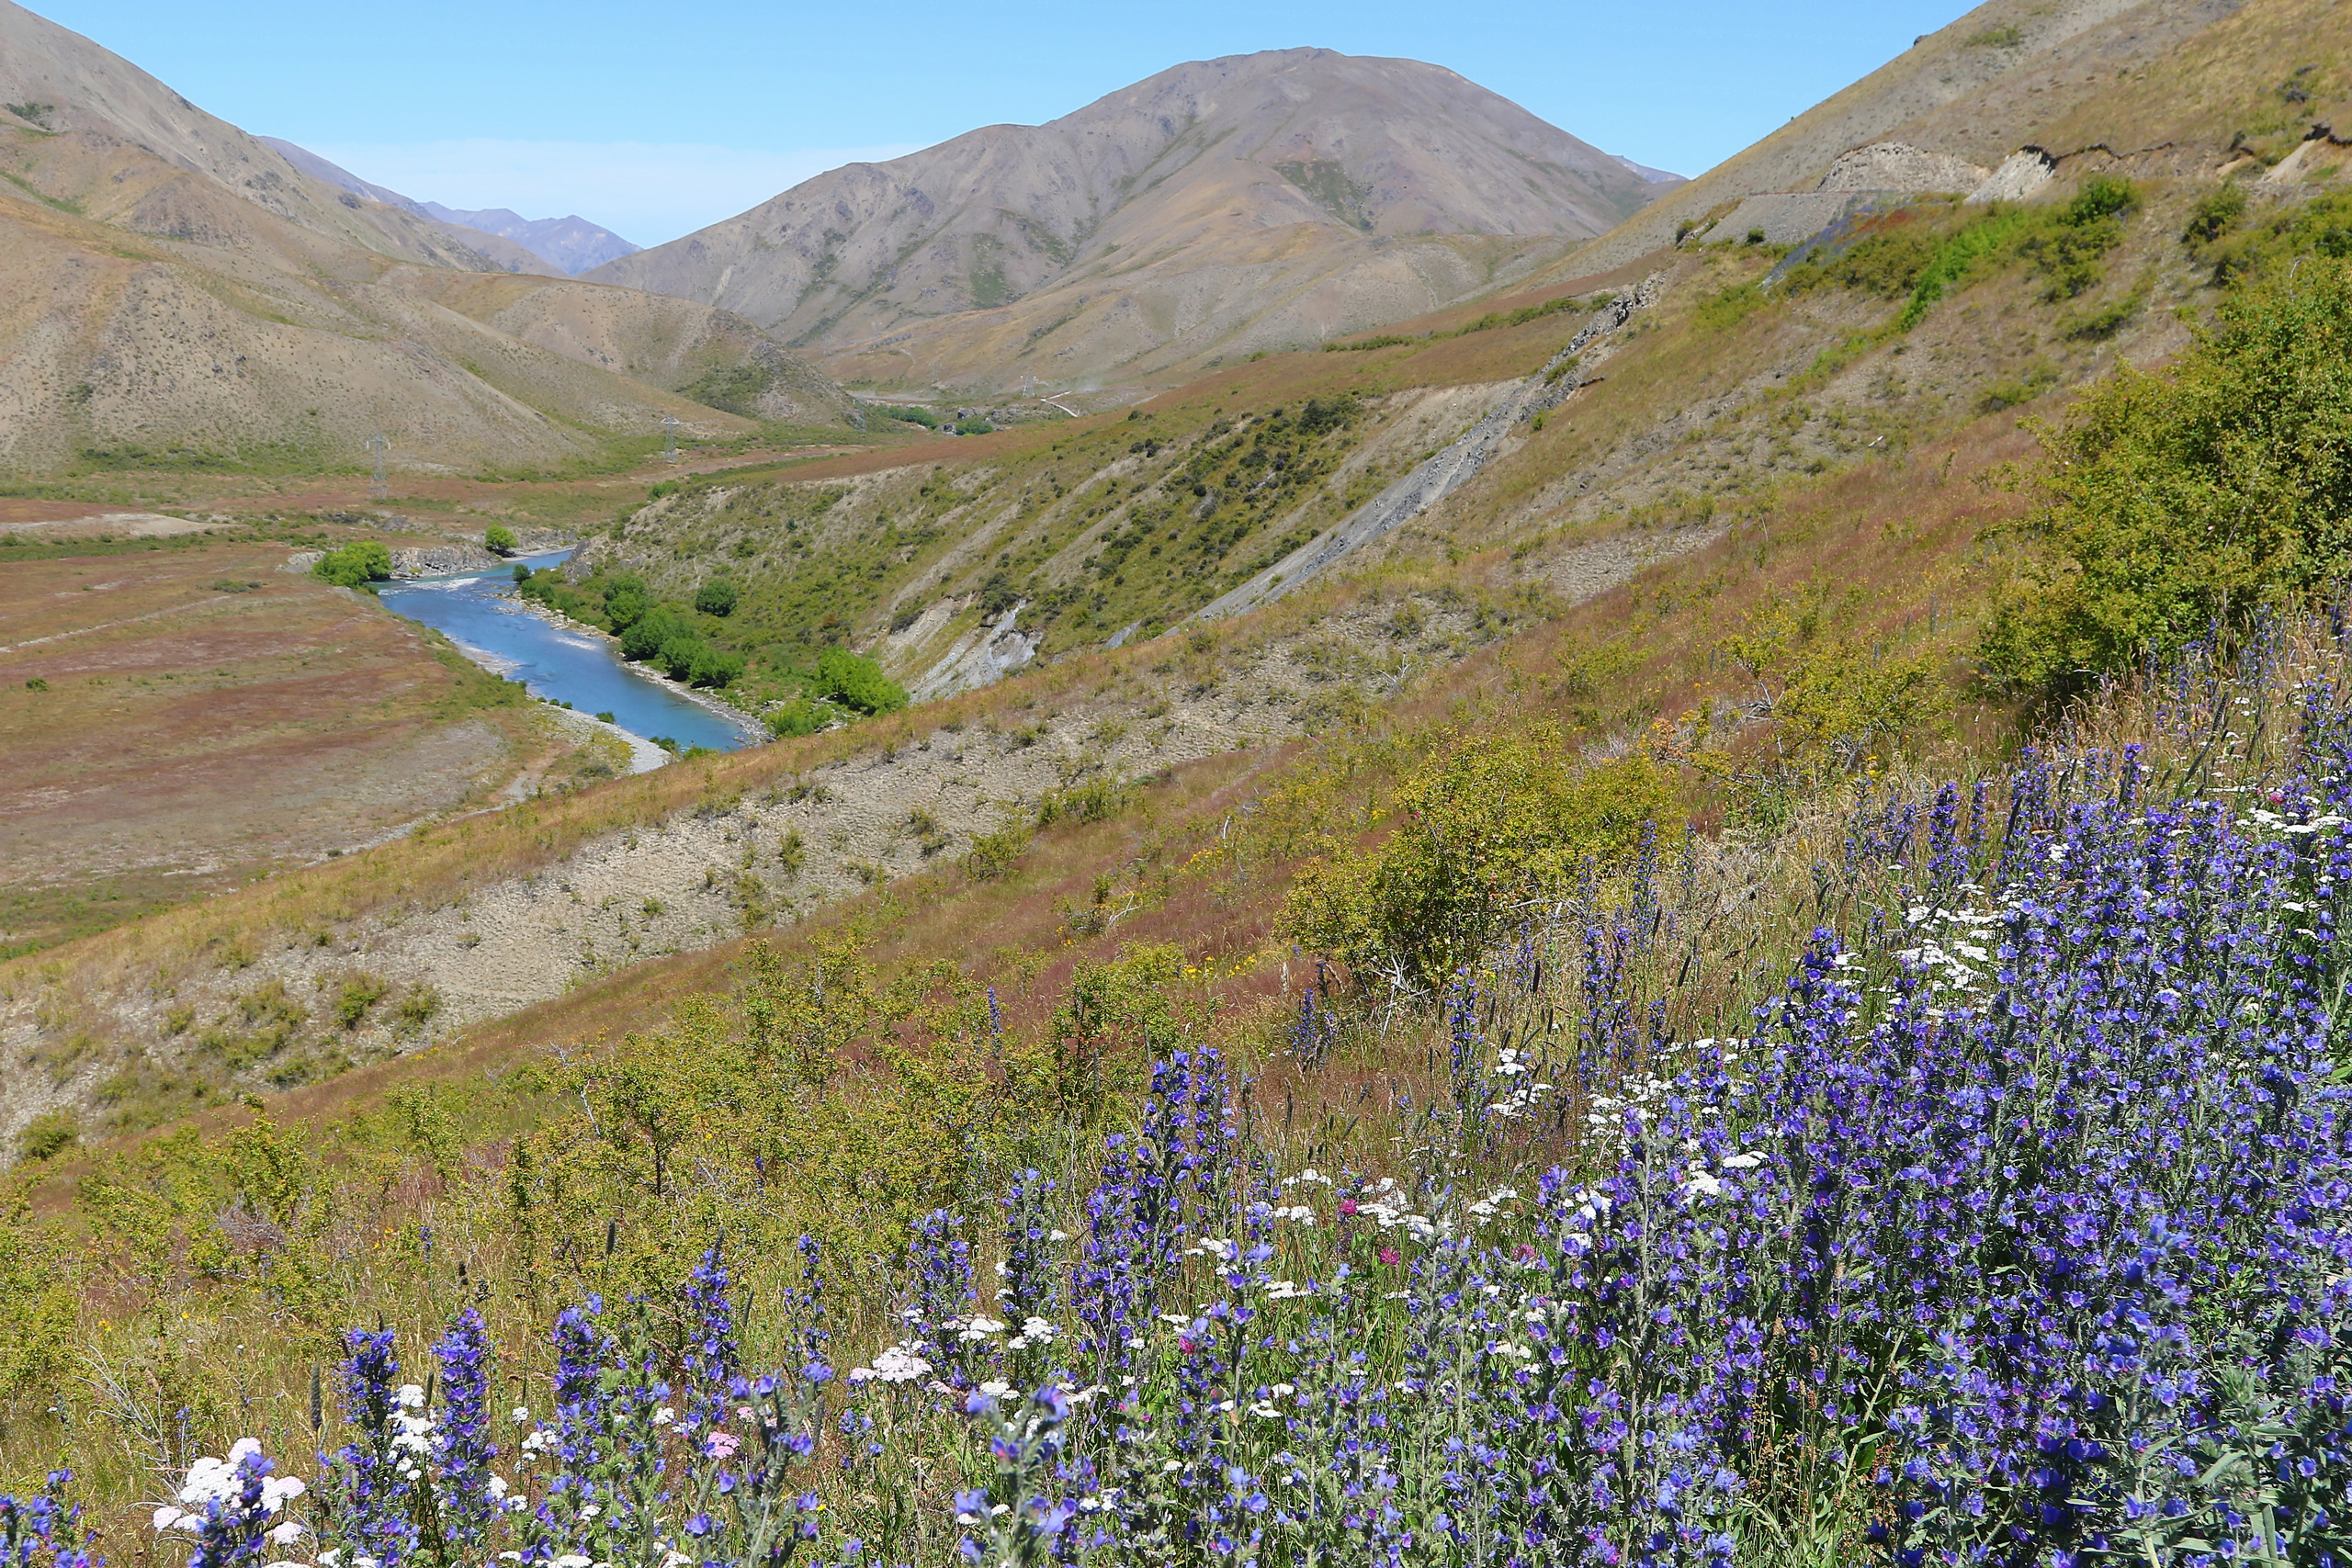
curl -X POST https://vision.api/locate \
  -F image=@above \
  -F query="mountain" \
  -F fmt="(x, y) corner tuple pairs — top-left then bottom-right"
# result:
(255, 135), (566, 275)
(590, 49), (1674, 391)
(0, 0), (858, 473)
(256, 139), (640, 275)
(1550, 0), (2317, 278)
(1611, 154), (1686, 184)
(420, 203), (640, 274)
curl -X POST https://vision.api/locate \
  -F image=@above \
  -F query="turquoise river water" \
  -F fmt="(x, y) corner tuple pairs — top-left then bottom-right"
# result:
(375, 550), (759, 754)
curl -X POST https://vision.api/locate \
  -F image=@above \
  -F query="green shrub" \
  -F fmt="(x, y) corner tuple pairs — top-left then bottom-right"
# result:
(2185, 184), (2248, 244)
(964, 822), (1033, 881)
(766, 699), (828, 738)
(687, 645), (745, 687)
(1898, 209), (2036, 329)
(1036, 777), (1125, 829)
(2064, 175), (2139, 227)
(1696, 283), (1766, 332)
(393, 987), (440, 1032)
(604, 575), (650, 629)
(813, 648), (908, 714)
(954, 418), (995, 435)
(15, 1109), (77, 1163)
(1983, 260), (2352, 692)
(2196, 189), (2352, 285)
(484, 524), (518, 554)
(621, 604), (690, 660)
(1295, 395), (1362, 436)
(882, 406), (941, 429)
(512, 562), (531, 584)
(334, 974), (389, 1030)
(313, 540), (392, 588)
(695, 579), (739, 616)
(1977, 361), (2062, 412)
(658, 634), (704, 680)
(1283, 730), (1672, 991)
(2064, 291), (2144, 341)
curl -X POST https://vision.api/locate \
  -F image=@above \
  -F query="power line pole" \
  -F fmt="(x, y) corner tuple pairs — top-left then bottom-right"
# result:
(367, 432), (389, 499)
(662, 415), (680, 466)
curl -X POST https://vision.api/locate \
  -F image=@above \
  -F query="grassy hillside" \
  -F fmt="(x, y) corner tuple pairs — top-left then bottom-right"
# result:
(9, 251), (2351, 1553)
(5, 7), (2352, 1556)
(10, 168), (2346, 1145)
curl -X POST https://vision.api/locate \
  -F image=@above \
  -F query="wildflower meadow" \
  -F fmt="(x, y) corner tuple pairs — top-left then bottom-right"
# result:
(9, 615), (2346, 1568)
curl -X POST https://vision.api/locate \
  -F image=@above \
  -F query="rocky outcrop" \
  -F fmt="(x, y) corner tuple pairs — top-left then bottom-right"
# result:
(390, 543), (503, 578)
(1194, 275), (1665, 620)
(1969, 147), (2060, 202)
(910, 606), (1041, 703)
(1817, 141), (1989, 193)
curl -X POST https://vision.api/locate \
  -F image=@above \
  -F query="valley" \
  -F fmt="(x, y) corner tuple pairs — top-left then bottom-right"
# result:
(1, 0), (2350, 1558)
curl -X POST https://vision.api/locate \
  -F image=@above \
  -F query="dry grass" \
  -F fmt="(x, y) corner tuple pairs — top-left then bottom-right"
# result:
(0, 543), (589, 956)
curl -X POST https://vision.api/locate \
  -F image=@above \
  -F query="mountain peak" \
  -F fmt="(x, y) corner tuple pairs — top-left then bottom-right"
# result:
(592, 47), (1672, 389)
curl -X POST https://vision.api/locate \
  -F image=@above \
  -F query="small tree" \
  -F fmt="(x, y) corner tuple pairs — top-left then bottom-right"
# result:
(313, 541), (391, 588)
(814, 648), (908, 714)
(695, 578), (739, 616)
(483, 524), (518, 555)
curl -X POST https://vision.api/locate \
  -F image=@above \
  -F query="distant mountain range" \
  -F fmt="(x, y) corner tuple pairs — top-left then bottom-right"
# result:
(418, 204), (639, 273)
(255, 136), (639, 275)
(0, 0), (1699, 463)
(589, 49), (1681, 390)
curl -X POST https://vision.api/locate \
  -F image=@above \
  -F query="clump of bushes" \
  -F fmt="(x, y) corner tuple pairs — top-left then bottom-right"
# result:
(14, 1109), (76, 1163)
(1984, 258), (2352, 692)
(313, 540), (391, 588)
(766, 698), (828, 738)
(811, 648), (907, 714)
(1283, 728), (1670, 991)
(601, 578), (746, 687)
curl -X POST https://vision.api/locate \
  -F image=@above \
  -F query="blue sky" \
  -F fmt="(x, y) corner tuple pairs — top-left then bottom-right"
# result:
(41, 0), (1973, 247)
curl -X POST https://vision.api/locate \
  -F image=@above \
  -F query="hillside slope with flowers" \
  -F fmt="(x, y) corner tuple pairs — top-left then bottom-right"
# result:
(5, 4), (2352, 1561)
(24, 615), (2351, 1567)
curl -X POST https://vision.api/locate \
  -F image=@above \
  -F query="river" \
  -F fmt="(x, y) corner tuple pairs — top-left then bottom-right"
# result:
(375, 550), (761, 754)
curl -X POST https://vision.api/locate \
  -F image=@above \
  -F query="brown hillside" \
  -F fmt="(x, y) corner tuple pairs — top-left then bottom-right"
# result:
(591, 49), (1668, 393)
(1550, 0), (2292, 280)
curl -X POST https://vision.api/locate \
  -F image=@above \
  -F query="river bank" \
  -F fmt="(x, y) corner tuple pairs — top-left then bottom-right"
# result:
(374, 554), (758, 755)
(503, 591), (766, 744)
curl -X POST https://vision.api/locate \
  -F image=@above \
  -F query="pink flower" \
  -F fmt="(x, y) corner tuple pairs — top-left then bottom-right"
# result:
(705, 1431), (741, 1461)
(1338, 1198), (1358, 1216)
(1516, 1244), (1538, 1261)
(1378, 1247), (1400, 1267)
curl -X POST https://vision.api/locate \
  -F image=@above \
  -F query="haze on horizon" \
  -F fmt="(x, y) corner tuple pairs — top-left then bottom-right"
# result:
(29, 0), (1973, 245)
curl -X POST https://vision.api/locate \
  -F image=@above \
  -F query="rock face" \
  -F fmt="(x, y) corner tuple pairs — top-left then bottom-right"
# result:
(1815, 141), (1988, 193)
(909, 608), (1040, 703)
(390, 543), (503, 577)
(592, 49), (1669, 390)
(1554, 0), (2260, 278)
